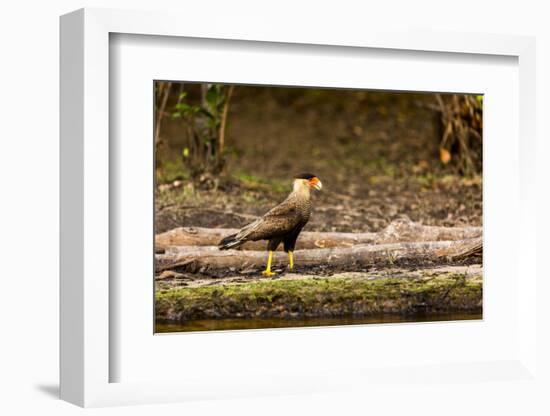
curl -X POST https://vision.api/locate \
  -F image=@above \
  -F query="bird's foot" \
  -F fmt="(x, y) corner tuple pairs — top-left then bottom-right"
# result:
(261, 270), (275, 277)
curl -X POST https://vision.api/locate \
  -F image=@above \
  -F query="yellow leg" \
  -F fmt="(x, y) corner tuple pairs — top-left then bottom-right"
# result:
(288, 251), (294, 270)
(262, 251), (275, 276)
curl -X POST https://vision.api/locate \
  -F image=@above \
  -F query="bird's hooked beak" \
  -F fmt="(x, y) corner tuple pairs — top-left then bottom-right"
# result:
(308, 177), (323, 191)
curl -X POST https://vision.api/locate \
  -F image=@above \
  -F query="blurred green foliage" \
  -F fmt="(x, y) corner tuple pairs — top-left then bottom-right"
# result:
(157, 83), (234, 186)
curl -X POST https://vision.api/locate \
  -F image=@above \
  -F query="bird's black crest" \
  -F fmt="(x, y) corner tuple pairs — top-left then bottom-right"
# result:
(294, 172), (317, 180)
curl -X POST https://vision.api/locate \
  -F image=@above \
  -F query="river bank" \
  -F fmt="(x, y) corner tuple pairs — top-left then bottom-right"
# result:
(155, 265), (482, 330)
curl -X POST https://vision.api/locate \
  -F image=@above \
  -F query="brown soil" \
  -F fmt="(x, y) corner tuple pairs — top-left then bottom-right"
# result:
(156, 175), (481, 234)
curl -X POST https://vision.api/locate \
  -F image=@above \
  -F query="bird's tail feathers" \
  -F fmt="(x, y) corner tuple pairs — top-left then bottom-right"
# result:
(218, 233), (244, 250)
(219, 218), (260, 250)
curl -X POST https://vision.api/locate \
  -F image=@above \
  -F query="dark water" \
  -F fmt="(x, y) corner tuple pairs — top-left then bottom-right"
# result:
(156, 312), (482, 333)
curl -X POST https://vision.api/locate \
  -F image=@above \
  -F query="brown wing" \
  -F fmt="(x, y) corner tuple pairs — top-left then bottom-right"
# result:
(235, 197), (301, 242)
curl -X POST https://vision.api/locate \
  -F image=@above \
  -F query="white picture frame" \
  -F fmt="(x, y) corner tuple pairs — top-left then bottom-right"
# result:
(60, 7), (539, 408)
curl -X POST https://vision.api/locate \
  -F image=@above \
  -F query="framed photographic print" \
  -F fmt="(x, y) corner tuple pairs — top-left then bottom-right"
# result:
(60, 7), (540, 409)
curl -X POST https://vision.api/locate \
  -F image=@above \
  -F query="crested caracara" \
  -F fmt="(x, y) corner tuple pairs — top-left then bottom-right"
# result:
(218, 173), (323, 276)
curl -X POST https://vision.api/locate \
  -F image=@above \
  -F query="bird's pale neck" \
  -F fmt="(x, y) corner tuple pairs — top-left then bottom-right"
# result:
(292, 179), (311, 198)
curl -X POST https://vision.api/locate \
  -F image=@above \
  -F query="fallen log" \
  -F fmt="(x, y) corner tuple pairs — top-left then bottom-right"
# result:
(155, 236), (482, 273)
(155, 219), (482, 252)
(155, 227), (377, 252)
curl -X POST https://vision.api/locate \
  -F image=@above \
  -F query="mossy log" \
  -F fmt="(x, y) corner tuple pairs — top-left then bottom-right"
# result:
(155, 219), (482, 252)
(155, 274), (482, 322)
(156, 237), (482, 273)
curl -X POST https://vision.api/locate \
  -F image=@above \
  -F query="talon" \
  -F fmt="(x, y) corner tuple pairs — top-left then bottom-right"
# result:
(261, 270), (275, 277)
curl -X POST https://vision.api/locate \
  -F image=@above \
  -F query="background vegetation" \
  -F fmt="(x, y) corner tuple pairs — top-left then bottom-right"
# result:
(155, 83), (482, 183)
(154, 83), (482, 235)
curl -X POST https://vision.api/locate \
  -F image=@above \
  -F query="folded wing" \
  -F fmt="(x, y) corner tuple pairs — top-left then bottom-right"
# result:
(218, 198), (301, 249)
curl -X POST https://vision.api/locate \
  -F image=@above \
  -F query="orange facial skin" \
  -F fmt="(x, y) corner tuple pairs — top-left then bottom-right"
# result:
(308, 177), (319, 187)
(307, 177), (322, 190)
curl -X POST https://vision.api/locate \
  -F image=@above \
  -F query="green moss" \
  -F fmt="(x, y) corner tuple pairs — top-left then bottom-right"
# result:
(156, 274), (482, 322)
